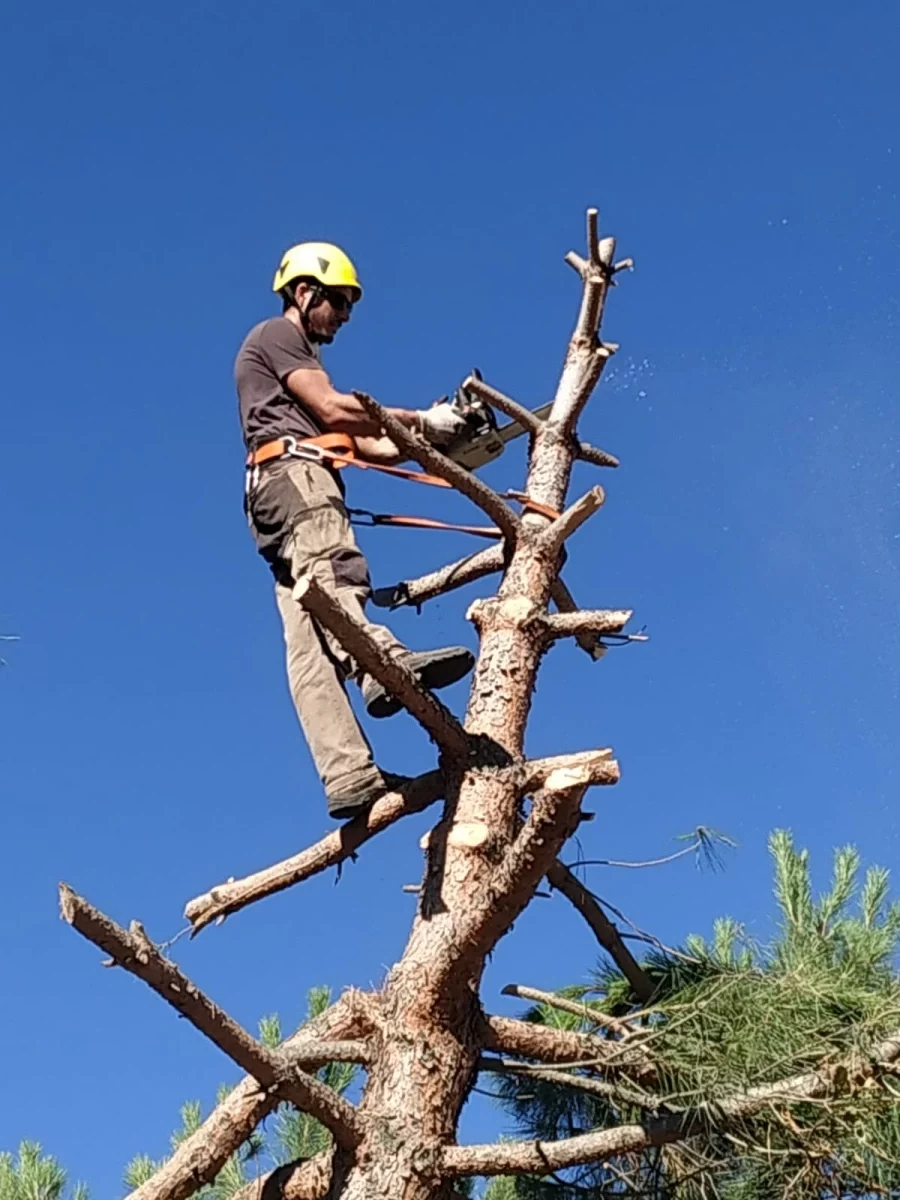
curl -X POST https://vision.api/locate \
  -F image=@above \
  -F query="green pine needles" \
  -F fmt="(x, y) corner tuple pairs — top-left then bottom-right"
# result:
(484, 831), (900, 1199)
(0, 1142), (89, 1200)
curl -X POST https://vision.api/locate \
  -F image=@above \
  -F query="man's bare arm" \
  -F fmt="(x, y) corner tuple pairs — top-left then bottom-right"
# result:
(285, 367), (421, 438)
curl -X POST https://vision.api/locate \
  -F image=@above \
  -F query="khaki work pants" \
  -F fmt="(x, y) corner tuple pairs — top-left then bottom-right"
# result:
(247, 457), (406, 803)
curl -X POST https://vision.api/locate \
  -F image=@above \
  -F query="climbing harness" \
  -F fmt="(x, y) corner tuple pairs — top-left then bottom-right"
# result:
(245, 433), (561, 539)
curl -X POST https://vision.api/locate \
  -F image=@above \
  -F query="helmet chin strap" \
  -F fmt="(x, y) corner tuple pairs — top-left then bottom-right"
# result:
(296, 283), (331, 344)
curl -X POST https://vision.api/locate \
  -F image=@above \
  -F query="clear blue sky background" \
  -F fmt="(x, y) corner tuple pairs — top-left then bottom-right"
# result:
(1, 0), (898, 1193)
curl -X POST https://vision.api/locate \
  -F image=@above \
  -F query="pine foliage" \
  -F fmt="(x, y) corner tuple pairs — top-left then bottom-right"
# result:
(486, 833), (900, 1199)
(0, 1142), (88, 1200)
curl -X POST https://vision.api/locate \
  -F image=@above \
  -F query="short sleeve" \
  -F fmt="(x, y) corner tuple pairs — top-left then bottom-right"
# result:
(258, 320), (322, 383)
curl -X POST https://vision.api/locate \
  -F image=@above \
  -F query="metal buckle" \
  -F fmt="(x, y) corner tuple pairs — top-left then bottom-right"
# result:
(281, 435), (326, 464)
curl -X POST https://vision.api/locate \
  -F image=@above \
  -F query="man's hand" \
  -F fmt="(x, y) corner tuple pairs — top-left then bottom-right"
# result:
(416, 400), (468, 446)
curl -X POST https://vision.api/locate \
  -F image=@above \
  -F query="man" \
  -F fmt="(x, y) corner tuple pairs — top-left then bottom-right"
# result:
(235, 241), (474, 820)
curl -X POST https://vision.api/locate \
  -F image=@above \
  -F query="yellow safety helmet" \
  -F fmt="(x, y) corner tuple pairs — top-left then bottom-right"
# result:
(272, 242), (363, 301)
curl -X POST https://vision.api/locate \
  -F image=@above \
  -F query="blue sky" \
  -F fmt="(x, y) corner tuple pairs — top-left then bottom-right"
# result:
(1, 0), (898, 1192)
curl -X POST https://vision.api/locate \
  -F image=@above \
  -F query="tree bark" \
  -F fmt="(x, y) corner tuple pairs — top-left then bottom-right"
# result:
(69, 210), (654, 1200)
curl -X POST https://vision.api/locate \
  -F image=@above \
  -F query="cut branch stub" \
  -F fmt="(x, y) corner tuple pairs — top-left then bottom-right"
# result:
(539, 485), (606, 554)
(59, 885), (365, 1151)
(543, 608), (633, 642)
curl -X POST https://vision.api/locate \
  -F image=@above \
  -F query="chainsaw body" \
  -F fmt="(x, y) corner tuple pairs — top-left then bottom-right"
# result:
(444, 389), (507, 471)
(442, 373), (551, 471)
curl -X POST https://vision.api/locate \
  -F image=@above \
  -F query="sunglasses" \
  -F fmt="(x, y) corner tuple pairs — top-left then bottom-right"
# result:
(319, 286), (355, 315)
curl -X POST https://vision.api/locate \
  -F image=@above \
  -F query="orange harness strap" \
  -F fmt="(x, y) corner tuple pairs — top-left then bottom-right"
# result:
(246, 435), (561, 536)
(247, 434), (453, 489)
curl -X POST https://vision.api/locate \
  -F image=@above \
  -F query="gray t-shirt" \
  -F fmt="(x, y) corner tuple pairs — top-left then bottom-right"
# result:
(235, 317), (325, 451)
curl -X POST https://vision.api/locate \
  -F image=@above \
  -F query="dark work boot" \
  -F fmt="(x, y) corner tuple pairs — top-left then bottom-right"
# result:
(326, 771), (410, 822)
(362, 646), (475, 720)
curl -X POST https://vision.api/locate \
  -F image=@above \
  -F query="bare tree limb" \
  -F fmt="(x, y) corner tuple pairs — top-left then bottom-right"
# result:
(539, 486), (606, 554)
(442, 1028), (900, 1177)
(60, 885), (365, 1151)
(185, 771), (444, 933)
(461, 374), (542, 436)
(500, 984), (633, 1036)
(577, 442), (620, 469)
(546, 862), (655, 1002)
(185, 751), (616, 936)
(484, 1015), (656, 1091)
(488, 768), (592, 906)
(459, 370), (620, 469)
(543, 609), (633, 642)
(126, 996), (368, 1200)
(479, 1057), (656, 1109)
(371, 543), (506, 611)
(353, 391), (521, 543)
(292, 574), (469, 758)
(482, 1015), (627, 1067)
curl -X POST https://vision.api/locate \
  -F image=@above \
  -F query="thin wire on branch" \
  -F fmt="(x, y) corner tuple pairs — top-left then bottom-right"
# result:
(567, 827), (737, 873)
(546, 862), (655, 1002)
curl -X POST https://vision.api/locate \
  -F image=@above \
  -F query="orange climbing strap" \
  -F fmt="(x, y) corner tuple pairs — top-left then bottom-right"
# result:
(246, 434), (561, 537)
(247, 433), (453, 489)
(348, 509), (502, 539)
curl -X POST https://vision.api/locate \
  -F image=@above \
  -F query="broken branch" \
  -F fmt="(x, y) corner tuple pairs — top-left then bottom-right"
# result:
(293, 574), (469, 757)
(60, 885), (365, 1151)
(577, 441), (620, 469)
(543, 609), (633, 642)
(539, 486), (606, 554)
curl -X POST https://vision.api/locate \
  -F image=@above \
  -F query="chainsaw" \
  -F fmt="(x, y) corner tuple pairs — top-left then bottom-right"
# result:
(442, 369), (551, 471)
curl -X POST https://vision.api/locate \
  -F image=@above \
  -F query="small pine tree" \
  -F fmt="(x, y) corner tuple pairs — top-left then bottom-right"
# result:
(0, 1142), (88, 1200)
(488, 833), (900, 1199)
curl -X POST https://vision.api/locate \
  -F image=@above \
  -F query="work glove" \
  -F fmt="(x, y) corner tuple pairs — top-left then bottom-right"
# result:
(415, 400), (468, 446)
